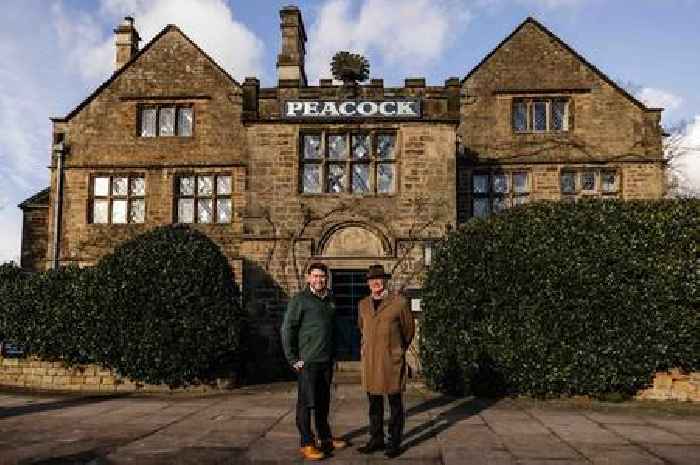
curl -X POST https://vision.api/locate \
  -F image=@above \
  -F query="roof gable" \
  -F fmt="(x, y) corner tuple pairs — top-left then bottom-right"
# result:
(463, 17), (652, 111)
(54, 25), (242, 122)
(18, 187), (50, 209)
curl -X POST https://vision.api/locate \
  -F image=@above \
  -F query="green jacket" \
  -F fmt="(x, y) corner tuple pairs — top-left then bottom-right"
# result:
(281, 287), (336, 365)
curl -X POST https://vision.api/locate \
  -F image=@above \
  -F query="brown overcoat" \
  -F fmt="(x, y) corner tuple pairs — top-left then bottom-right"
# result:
(358, 293), (415, 394)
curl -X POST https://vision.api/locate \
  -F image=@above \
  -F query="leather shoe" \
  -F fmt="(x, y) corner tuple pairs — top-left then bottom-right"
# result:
(384, 444), (402, 458)
(298, 445), (325, 460)
(357, 440), (385, 454)
(319, 437), (348, 453)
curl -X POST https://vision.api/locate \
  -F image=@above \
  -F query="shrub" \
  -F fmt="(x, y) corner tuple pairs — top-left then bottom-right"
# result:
(0, 226), (244, 387)
(421, 199), (699, 397)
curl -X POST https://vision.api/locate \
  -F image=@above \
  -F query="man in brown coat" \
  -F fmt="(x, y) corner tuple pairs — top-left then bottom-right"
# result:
(357, 264), (415, 458)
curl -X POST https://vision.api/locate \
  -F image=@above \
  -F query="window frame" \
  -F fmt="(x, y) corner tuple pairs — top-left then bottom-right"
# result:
(173, 173), (233, 224)
(512, 98), (570, 133)
(299, 130), (398, 195)
(471, 170), (531, 218)
(138, 104), (195, 138)
(559, 167), (621, 200)
(89, 174), (146, 225)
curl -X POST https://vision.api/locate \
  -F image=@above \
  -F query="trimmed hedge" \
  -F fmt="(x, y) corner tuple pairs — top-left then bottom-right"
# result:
(421, 199), (699, 397)
(0, 225), (244, 387)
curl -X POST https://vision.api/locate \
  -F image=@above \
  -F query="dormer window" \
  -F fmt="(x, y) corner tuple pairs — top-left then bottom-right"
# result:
(139, 105), (193, 137)
(513, 98), (569, 132)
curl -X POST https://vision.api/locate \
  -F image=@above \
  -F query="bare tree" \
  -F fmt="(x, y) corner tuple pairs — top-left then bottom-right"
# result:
(664, 119), (700, 198)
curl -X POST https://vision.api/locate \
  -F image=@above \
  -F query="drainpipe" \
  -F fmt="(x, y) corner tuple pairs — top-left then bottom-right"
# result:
(52, 140), (65, 270)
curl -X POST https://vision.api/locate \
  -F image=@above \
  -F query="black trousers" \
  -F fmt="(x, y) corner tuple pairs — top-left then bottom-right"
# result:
(367, 392), (404, 446)
(296, 362), (333, 446)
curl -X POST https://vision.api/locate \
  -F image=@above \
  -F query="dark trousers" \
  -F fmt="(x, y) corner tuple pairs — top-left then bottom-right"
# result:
(367, 392), (404, 446)
(296, 362), (333, 446)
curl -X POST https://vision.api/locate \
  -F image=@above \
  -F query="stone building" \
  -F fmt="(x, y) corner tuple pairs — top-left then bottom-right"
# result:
(18, 7), (665, 373)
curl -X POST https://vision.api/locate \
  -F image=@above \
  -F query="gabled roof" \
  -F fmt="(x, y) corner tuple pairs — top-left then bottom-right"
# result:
(462, 17), (656, 112)
(18, 187), (50, 209)
(52, 25), (241, 122)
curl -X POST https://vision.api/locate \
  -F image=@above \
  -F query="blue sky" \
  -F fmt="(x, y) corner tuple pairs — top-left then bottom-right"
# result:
(0, 0), (698, 263)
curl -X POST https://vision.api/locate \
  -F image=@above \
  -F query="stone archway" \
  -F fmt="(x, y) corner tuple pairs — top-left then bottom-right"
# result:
(319, 224), (390, 257)
(317, 223), (391, 361)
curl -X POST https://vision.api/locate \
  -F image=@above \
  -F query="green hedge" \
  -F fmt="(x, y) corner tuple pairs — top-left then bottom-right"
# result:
(421, 199), (699, 397)
(0, 225), (244, 387)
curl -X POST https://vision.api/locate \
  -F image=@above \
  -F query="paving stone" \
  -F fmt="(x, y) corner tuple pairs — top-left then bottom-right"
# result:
(539, 421), (629, 445)
(584, 412), (649, 424)
(574, 443), (665, 465)
(483, 419), (552, 436)
(499, 434), (582, 460)
(642, 444), (700, 465)
(1, 383), (699, 465)
(441, 447), (515, 465)
(645, 418), (700, 443)
(604, 424), (691, 445)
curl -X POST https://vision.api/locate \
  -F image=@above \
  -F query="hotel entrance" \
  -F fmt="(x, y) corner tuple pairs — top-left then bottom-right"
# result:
(331, 269), (369, 361)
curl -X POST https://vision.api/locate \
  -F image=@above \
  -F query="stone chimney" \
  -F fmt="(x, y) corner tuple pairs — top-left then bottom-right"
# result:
(114, 16), (141, 70)
(276, 6), (307, 87)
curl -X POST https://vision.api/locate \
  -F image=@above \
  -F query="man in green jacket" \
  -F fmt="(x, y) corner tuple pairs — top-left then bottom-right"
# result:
(281, 262), (347, 460)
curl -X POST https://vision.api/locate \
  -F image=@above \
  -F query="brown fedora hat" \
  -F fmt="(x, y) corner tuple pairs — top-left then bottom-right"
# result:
(366, 264), (391, 280)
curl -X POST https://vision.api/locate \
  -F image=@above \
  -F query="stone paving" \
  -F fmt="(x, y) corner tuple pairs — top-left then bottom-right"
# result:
(0, 382), (698, 464)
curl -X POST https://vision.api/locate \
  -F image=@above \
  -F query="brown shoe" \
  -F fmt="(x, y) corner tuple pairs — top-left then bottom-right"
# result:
(319, 437), (348, 453)
(299, 445), (325, 460)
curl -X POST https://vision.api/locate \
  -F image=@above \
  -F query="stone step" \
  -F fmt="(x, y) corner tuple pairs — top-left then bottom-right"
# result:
(335, 361), (361, 372)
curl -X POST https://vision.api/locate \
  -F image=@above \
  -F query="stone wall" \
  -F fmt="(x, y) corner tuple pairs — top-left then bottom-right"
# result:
(20, 205), (49, 271)
(636, 369), (700, 402)
(0, 356), (231, 393)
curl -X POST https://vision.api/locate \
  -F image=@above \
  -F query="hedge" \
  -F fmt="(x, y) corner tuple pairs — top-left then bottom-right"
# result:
(421, 199), (699, 397)
(0, 225), (245, 387)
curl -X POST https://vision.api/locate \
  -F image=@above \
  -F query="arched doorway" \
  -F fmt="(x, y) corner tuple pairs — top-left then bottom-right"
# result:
(319, 224), (392, 361)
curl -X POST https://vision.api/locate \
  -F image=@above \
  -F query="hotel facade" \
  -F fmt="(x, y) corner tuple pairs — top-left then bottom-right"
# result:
(18, 6), (666, 367)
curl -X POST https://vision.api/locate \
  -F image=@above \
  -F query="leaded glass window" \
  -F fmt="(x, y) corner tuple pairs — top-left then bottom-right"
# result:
(559, 168), (620, 199)
(352, 134), (370, 160)
(139, 105), (194, 137)
(493, 196), (509, 213)
(300, 131), (397, 194)
(328, 134), (347, 160)
(159, 107), (176, 136)
(140, 108), (157, 137)
(352, 164), (370, 193)
(472, 174), (489, 194)
(178, 108), (193, 137)
(175, 174), (232, 224)
(533, 101), (547, 131)
(471, 171), (530, 218)
(93, 200), (108, 224)
(91, 175), (145, 224)
(378, 163), (395, 193)
(130, 199), (145, 223)
(581, 171), (596, 192)
(560, 172), (576, 194)
(552, 100), (567, 130)
(513, 172), (529, 194)
(473, 198), (489, 218)
(303, 135), (322, 160)
(601, 171), (618, 193)
(513, 101), (528, 132)
(327, 164), (346, 193)
(217, 199), (232, 223)
(377, 134), (396, 159)
(512, 98), (569, 132)
(303, 165), (322, 193)
(493, 174), (509, 194)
